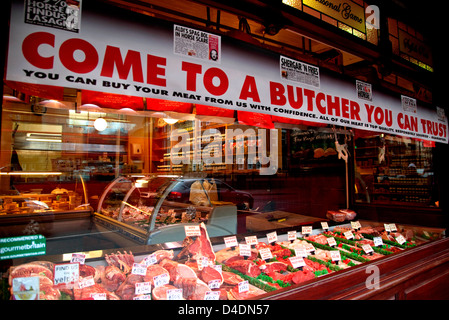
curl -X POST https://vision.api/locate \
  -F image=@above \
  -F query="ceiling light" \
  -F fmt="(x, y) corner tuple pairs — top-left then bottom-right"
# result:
(163, 118), (178, 124)
(94, 117), (108, 131)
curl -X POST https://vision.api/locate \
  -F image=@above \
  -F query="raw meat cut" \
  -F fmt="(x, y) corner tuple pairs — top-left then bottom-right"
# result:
(73, 283), (120, 300)
(326, 210), (346, 222)
(177, 222), (215, 262)
(222, 271), (244, 285)
(143, 265), (170, 285)
(99, 265), (126, 292)
(9, 263), (53, 285)
(152, 284), (179, 300)
(339, 209), (357, 220)
(226, 259), (261, 277)
(200, 266), (223, 286)
(115, 273), (144, 300)
(105, 251), (134, 274)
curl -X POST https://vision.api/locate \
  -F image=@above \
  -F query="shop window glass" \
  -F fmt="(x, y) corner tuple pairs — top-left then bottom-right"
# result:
(354, 131), (438, 208)
(1, 86), (349, 254)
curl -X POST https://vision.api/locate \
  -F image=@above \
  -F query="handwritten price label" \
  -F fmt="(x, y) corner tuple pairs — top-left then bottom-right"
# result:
(301, 226), (312, 235)
(70, 253), (85, 264)
(153, 273), (169, 288)
(327, 237), (337, 247)
(288, 230), (297, 241)
(259, 247), (273, 260)
(239, 244), (251, 257)
(238, 280), (249, 293)
(321, 222), (329, 230)
(135, 282), (152, 295)
(289, 256), (306, 269)
(245, 236), (258, 246)
(224, 236), (238, 248)
(184, 225), (201, 237)
(132, 263), (147, 276)
(266, 231), (278, 243)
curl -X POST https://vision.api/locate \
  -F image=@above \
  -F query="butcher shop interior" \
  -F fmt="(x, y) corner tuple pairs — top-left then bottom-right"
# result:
(0, 0), (448, 301)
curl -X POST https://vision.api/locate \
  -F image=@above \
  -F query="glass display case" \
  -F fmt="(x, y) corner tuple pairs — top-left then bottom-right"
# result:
(94, 174), (238, 245)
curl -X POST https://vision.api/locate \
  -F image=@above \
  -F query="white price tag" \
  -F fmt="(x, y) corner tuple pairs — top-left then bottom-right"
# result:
(70, 253), (85, 264)
(266, 231), (278, 243)
(204, 291), (220, 300)
(239, 244), (251, 257)
(289, 256), (306, 269)
(184, 225), (201, 237)
(361, 244), (373, 255)
(294, 248), (307, 258)
(132, 263), (147, 276)
(304, 243), (315, 253)
(245, 236), (258, 246)
(90, 293), (107, 300)
(321, 222), (329, 230)
(133, 294), (152, 300)
(287, 230), (297, 242)
(135, 282), (152, 295)
(197, 256), (210, 270)
(167, 288), (183, 300)
(212, 264), (222, 274)
(344, 231), (354, 240)
(142, 254), (158, 266)
(351, 221), (361, 230)
(259, 247), (273, 260)
(238, 280), (249, 293)
(78, 275), (95, 289)
(373, 236), (383, 247)
(224, 236), (238, 248)
(384, 224), (391, 232)
(301, 226), (312, 235)
(330, 250), (341, 262)
(153, 273), (170, 288)
(395, 234), (406, 245)
(389, 224), (397, 232)
(327, 237), (337, 247)
(208, 279), (221, 289)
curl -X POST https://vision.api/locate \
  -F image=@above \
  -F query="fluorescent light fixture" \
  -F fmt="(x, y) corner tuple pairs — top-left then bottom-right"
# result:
(26, 132), (62, 143)
(163, 118), (178, 124)
(0, 171), (63, 176)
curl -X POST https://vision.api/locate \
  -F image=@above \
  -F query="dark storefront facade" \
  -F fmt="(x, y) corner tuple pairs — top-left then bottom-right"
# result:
(1, 0), (448, 302)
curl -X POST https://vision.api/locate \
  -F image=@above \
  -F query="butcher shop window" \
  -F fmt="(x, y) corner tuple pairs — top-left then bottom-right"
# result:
(1, 84), (349, 254)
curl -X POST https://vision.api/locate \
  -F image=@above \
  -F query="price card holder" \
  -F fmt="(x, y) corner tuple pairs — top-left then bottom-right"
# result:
(373, 236), (383, 247)
(350, 221), (361, 231)
(288, 230), (297, 243)
(361, 244), (373, 256)
(266, 231), (277, 244)
(384, 223), (391, 234)
(301, 226), (312, 236)
(153, 273), (170, 288)
(330, 250), (341, 265)
(327, 237), (337, 248)
(289, 256), (306, 270)
(395, 234), (406, 245)
(224, 236), (238, 250)
(294, 248), (307, 258)
(344, 230), (354, 240)
(389, 224), (397, 232)
(239, 244), (251, 260)
(259, 247), (273, 260)
(321, 222), (329, 231)
(245, 235), (258, 248)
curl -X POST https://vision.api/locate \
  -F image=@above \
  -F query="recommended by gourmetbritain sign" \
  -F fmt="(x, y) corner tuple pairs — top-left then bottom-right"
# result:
(0, 235), (46, 260)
